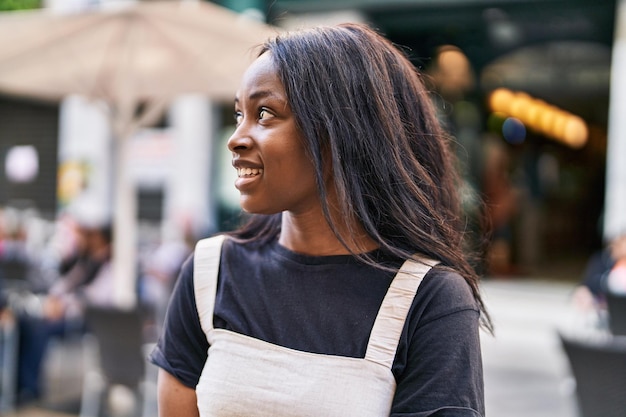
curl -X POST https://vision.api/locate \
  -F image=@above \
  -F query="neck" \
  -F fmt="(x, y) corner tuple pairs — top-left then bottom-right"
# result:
(278, 210), (378, 256)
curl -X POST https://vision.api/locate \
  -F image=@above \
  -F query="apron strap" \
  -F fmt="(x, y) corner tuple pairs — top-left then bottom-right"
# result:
(193, 234), (226, 337)
(365, 257), (439, 368)
(194, 235), (437, 368)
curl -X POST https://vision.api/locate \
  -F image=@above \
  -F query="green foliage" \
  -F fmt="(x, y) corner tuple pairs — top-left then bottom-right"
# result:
(0, 0), (42, 11)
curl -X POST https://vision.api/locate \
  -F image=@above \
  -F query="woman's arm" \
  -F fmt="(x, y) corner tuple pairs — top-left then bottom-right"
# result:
(157, 369), (199, 417)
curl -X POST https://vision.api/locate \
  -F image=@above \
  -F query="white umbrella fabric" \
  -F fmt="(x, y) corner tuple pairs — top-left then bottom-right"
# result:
(0, 0), (276, 131)
(0, 0), (277, 307)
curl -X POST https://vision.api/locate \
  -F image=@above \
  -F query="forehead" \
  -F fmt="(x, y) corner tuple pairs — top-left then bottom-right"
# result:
(237, 52), (284, 97)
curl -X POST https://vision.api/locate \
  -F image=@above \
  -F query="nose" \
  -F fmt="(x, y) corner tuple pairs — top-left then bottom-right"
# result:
(227, 126), (254, 153)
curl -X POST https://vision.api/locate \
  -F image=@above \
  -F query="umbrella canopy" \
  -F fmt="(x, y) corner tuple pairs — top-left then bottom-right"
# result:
(0, 0), (278, 307)
(0, 0), (278, 132)
(0, 1), (276, 102)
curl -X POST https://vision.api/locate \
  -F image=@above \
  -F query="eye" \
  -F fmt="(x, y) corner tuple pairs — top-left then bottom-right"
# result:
(234, 111), (243, 125)
(258, 108), (274, 121)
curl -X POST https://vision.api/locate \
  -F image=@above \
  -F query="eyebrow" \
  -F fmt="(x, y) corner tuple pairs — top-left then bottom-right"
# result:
(235, 90), (285, 104)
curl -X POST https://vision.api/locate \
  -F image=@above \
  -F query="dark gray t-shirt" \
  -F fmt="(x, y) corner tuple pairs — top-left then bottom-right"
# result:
(150, 238), (484, 416)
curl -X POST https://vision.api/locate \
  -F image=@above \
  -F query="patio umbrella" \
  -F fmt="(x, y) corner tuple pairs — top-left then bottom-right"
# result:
(0, 0), (278, 307)
(0, 0), (275, 116)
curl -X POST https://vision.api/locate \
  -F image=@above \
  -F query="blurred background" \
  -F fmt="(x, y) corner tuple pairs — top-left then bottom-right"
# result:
(0, 0), (625, 416)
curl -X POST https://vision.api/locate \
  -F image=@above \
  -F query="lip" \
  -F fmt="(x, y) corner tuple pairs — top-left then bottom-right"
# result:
(232, 159), (263, 191)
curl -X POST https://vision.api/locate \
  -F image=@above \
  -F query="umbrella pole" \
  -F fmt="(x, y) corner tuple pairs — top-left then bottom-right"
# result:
(111, 132), (138, 309)
(109, 98), (170, 310)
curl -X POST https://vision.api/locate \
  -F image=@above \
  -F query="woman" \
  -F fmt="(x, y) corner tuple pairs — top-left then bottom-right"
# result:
(150, 23), (491, 417)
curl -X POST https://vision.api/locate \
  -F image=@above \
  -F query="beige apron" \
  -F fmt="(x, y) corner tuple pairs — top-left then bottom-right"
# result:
(193, 235), (437, 417)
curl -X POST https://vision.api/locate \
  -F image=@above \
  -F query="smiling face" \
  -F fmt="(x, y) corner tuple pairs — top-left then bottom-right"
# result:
(228, 52), (320, 216)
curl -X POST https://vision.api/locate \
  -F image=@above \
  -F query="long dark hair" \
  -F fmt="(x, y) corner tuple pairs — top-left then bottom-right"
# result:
(229, 23), (491, 331)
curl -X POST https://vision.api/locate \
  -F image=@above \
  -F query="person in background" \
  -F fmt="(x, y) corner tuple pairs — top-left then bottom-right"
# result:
(151, 23), (491, 417)
(139, 224), (194, 337)
(573, 232), (626, 312)
(16, 219), (114, 404)
(605, 234), (626, 295)
(481, 135), (521, 276)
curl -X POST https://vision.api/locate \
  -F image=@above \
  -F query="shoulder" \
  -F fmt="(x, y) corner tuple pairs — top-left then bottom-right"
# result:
(412, 266), (479, 326)
(421, 266), (477, 301)
(180, 236), (259, 280)
(391, 265), (484, 415)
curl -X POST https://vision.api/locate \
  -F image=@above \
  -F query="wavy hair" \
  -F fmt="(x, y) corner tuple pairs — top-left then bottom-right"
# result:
(229, 23), (491, 331)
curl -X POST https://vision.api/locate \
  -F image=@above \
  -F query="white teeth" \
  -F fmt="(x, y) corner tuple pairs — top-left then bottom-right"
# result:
(237, 168), (263, 177)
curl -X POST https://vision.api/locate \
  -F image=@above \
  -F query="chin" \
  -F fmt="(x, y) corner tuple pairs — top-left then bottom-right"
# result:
(239, 203), (279, 216)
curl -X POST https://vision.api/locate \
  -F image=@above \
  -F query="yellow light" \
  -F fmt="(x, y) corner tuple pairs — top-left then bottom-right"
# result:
(489, 88), (515, 114)
(563, 116), (588, 148)
(509, 92), (533, 123)
(525, 102), (544, 128)
(538, 105), (558, 135)
(487, 88), (588, 149)
(550, 112), (570, 139)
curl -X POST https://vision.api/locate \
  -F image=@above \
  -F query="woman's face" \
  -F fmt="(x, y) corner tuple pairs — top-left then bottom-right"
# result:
(227, 52), (319, 215)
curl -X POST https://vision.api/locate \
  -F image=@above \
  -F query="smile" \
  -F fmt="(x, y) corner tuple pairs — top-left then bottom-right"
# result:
(237, 168), (263, 177)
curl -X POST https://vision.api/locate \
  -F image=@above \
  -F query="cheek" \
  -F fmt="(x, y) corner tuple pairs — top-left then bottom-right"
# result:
(271, 152), (317, 188)
(291, 147), (318, 183)
(269, 131), (314, 173)
(271, 145), (318, 200)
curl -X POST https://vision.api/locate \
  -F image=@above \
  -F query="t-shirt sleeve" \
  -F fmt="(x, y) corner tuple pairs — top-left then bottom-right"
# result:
(391, 268), (484, 417)
(149, 254), (209, 388)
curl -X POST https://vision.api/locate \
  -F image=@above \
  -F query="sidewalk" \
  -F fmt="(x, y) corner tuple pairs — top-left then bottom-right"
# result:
(6, 406), (77, 417)
(481, 278), (581, 417)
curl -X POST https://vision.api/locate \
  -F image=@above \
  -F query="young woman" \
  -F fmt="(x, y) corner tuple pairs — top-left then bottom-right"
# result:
(150, 23), (490, 417)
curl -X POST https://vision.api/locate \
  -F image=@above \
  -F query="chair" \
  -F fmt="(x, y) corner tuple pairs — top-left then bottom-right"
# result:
(606, 292), (626, 336)
(80, 306), (152, 417)
(559, 332), (626, 417)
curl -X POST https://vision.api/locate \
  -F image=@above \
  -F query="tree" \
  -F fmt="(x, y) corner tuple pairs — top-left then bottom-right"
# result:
(0, 0), (42, 11)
